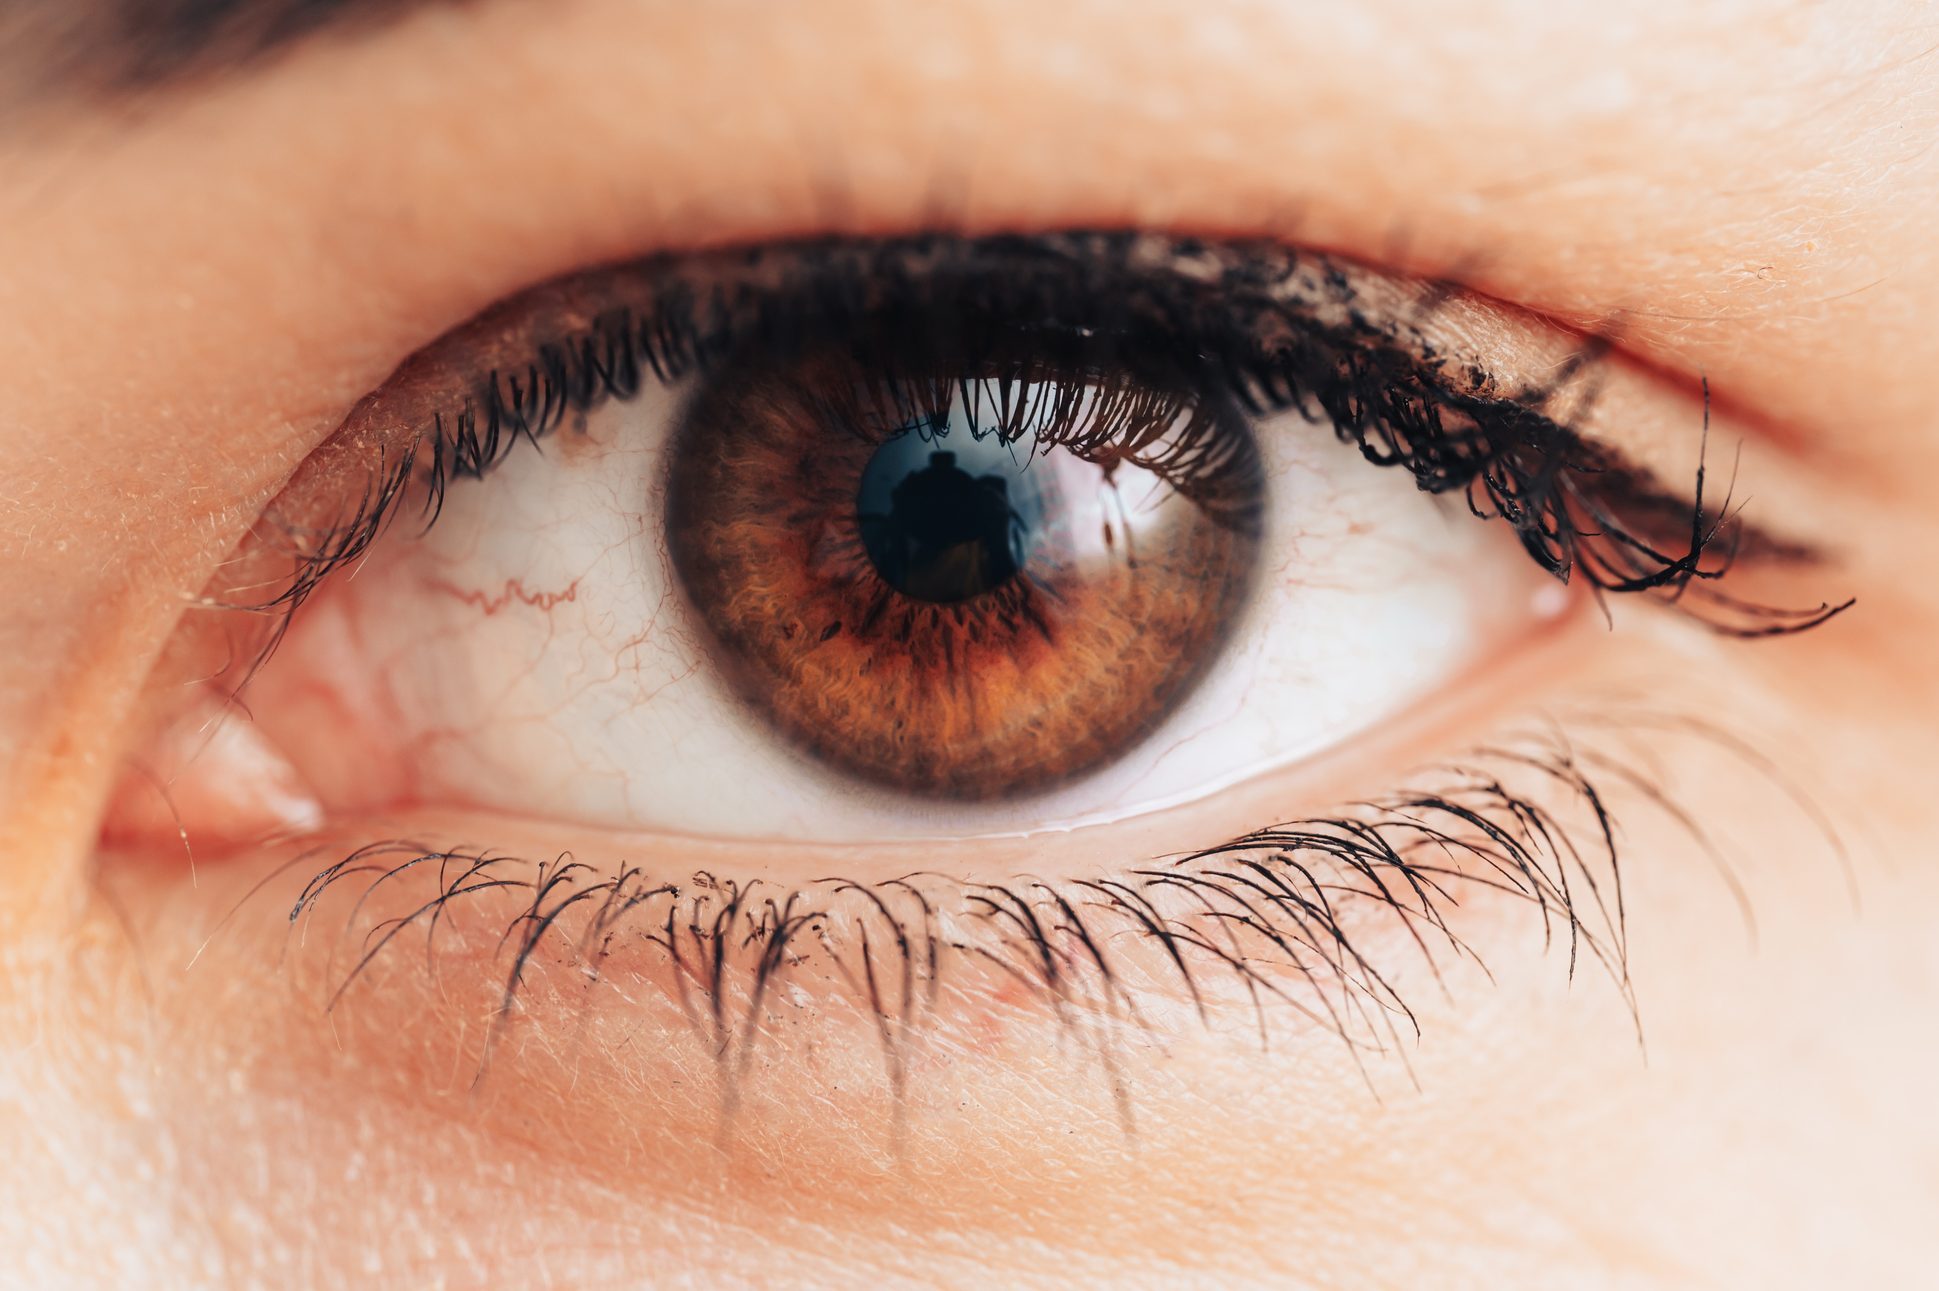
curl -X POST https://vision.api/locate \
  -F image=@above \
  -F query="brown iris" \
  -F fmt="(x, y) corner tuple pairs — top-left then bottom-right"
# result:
(665, 342), (1264, 799)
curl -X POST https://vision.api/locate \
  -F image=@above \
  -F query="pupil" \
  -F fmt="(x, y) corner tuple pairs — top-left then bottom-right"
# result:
(856, 427), (1042, 603)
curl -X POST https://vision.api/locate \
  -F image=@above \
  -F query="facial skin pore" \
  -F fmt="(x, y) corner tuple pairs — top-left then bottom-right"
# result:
(1, 1), (1936, 1286)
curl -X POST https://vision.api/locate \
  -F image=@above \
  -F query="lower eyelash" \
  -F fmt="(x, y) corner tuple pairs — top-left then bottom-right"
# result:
(262, 711), (1825, 1129)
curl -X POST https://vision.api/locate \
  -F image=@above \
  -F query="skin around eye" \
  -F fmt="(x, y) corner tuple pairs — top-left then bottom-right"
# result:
(73, 227), (1868, 1291)
(6, 1), (1934, 1286)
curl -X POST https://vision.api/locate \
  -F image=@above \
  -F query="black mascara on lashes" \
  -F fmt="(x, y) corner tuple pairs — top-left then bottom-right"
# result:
(245, 232), (1849, 638)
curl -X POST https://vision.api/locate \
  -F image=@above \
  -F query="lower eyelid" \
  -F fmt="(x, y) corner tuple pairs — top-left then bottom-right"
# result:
(118, 743), (1601, 1209)
(156, 689), (1652, 1112)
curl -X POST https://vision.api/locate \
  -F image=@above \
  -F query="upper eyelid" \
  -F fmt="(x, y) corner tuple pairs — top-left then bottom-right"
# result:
(239, 231), (1848, 637)
(322, 234), (1728, 500)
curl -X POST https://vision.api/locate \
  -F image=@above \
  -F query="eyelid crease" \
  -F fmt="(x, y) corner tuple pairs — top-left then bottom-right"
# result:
(225, 232), (1848, 648)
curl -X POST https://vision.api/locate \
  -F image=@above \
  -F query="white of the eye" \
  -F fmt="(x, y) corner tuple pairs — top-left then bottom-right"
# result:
(261, 381), (1558, 842)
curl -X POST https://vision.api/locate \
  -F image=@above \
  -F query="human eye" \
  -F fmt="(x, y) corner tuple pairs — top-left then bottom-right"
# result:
(104, 221), (1851, 1177)
(218, 234), (1633, 838)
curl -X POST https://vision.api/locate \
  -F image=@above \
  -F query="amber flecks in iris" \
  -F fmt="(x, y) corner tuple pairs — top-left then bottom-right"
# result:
(666, 353), (1262, 799)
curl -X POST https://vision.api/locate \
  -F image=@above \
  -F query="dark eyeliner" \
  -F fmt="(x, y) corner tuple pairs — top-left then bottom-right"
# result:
(244, 232), (1848, 640)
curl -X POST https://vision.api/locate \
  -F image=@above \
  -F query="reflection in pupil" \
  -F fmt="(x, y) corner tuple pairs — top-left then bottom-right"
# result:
(857, 427), (1043, 603)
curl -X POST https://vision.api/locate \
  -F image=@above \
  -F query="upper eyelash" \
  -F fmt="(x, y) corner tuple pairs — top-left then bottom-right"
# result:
(240, 231), (1849, 639)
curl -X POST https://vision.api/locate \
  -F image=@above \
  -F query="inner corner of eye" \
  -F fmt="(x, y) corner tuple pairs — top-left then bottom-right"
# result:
(199, 250), (1569, 848)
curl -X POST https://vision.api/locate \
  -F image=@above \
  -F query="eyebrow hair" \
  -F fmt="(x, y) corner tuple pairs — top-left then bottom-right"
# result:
(3, 0), (469, 95)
